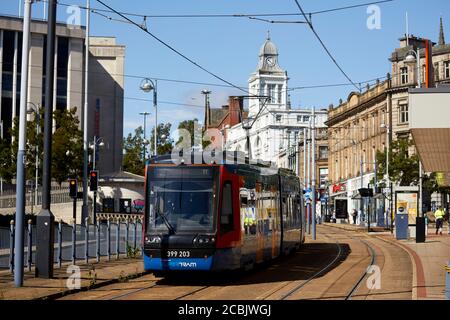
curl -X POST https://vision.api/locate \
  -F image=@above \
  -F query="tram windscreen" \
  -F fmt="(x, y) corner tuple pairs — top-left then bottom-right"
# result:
(146, 166), (217, 233)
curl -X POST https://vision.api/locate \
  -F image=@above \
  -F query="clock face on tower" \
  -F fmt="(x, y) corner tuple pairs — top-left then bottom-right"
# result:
(265, 56), (275, 67)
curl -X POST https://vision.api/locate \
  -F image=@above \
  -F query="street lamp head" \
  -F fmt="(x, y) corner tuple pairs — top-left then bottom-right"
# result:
(98, 141), (105, 148)
(405, 51), (417, 64)
(201, 90), (211, 95)
(140, 78), (154, 93)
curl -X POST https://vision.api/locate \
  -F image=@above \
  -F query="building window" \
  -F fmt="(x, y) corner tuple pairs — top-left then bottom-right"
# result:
(268, 84), (276, 103)
(319, 146), (328, 160)
(297, 115), (302, 123)
(434, 62), (439, 81)
(319, 168), (328, 188)
(399, 103), (408, 124)
(401, 67), (408, 84)
(303, 115), (310, 122)
(445, 61), (450, 79)
(278, 85), (282, 104)
(276, 114), (282, 122)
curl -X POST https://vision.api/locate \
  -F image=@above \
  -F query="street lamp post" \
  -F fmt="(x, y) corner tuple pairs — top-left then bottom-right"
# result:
(139, 112), (150, 161)
(90, 136), (104, 225)
(405, 47), (427, 243)
(381, 123), (391, 230)
(140, 78), (157, 157)
(27, 103), (40, 214)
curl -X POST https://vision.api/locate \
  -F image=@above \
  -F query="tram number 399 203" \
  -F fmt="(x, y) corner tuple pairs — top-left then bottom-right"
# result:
(167, 250), (191, 258)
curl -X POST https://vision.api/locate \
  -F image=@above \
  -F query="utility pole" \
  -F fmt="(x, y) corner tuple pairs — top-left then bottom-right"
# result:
(360, 156), (364, 226)
(302, 128), (307, 190)
(82, 0), (91, 223)
(140, 112), (150, 160)
(153, 80), (158, 157)
(306, 124), (311, 234)
(311, 107), (316, 240)
(14, 0), (33, 287)
(36, 0), (56, 279)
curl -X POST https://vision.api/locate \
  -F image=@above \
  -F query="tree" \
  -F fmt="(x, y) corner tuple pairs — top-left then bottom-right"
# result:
(123, 126), (145, 176)
(176, 119), (210, 149)
(0, 108), (83, 185)
(149, 123), (174, 155)
(52, 108), (83, 184)
(375, 138), (419, 186)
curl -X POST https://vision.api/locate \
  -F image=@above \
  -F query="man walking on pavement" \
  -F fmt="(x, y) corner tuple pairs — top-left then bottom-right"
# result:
(434, 206), (445, 235)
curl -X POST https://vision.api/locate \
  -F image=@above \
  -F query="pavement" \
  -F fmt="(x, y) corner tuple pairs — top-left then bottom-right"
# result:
(323, 221), (450, 300)
(0, 255), (146, 300)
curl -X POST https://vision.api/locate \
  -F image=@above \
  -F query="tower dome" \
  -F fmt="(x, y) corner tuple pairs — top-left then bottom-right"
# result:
(259, 33), (278, 57)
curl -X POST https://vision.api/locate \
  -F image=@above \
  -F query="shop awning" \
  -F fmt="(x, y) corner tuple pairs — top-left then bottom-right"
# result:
(409, 87), (450, 179)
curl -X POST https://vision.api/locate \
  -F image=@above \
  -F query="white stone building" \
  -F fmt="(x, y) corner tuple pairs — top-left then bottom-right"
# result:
(226, 35), (327, 169)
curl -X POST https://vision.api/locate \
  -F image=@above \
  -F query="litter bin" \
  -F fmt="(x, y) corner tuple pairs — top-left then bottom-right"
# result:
(395, 214), (408, 240)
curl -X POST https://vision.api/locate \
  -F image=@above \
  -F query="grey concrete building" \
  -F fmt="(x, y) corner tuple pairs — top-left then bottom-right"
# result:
(0, 15), (124, 175)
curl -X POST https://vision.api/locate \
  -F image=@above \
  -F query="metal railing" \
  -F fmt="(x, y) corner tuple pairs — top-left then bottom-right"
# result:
(0, 218), (143, 272)
(0, 185), (74, 209)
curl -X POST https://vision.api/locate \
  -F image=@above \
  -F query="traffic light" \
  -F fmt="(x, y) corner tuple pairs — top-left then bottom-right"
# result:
(69, 179), (77, 198)
(90, 170), (98, 192)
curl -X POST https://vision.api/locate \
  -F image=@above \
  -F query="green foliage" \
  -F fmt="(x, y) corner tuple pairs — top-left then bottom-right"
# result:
(375, 138), (419, 186)
(176, 118), (210, 149)
(126, 243), (140, 258)
(122, 126), (145, 175)
(52, 108), (83, 184)
(0, 108), (82, 185)
(177, 119), (198, 146)
(149, 123), (174, 155)
(87, 265), (97, 289)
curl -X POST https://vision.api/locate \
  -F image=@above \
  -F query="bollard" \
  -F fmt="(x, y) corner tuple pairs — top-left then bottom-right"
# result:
(134, 219), (137, 250)
(96, 220), (100, 263)
(116, 219), (120, 259)
(9, 220), (14, 274)
(126, 219), (130, 253)
(72, 219), (76, 265)
(446, 261), (450, 300)
(27, 220), (32, 272)
(58, 221), (62, 268)
(107, 218), (111, 261)
(85, 217), (89, 263)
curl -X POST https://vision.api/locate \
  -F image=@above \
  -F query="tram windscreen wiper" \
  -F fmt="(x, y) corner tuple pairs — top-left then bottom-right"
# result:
(156, 210), (176, 235)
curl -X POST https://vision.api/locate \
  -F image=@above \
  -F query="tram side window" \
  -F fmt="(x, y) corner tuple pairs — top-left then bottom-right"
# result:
(220, 182), (234, 233)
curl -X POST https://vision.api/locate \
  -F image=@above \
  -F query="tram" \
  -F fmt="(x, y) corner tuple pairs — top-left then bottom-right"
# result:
(143, 152), (305, 272)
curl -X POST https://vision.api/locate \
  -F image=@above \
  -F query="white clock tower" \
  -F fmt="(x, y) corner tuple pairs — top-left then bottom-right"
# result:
(248, 33), (289, 117)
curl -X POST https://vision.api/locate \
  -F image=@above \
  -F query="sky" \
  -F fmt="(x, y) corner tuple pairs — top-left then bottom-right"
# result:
(1, 0), (449, 139)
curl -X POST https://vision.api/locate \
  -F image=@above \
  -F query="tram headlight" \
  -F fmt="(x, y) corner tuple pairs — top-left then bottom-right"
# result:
(193, 235), (216, 245)
(146, 235), (162, 244)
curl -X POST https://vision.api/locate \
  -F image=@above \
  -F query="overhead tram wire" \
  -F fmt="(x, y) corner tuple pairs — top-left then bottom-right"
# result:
(52, 0), (395, 20)
(293, 0), (360, 92)
(95, 0), (250, 96)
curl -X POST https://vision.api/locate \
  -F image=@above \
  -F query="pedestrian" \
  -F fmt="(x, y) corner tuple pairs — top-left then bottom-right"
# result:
(352, 209), (357, 225)
(434, 206), (445, 235)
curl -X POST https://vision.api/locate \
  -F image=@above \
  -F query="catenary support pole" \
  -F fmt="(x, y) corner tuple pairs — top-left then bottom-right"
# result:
(311, 107), (316, 240)
(82, 0), (91, 223)
(14, 0), (33, 286)
(36, 0), (56, 279)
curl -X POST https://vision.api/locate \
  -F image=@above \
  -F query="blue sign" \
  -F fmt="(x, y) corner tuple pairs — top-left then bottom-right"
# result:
(304, 188), (311, 199)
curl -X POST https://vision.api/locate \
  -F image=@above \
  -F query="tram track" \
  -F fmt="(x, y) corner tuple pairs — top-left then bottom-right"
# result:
(261, 226), (377, 300)
(60, 225), (387, 301)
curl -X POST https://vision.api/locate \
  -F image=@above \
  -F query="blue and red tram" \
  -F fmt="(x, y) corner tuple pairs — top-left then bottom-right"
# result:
(143, 154), (305, 272)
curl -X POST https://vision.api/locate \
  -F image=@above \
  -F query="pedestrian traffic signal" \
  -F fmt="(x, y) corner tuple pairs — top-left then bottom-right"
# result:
(90, 170), (98, 192)
(69, 179), (77, 198)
